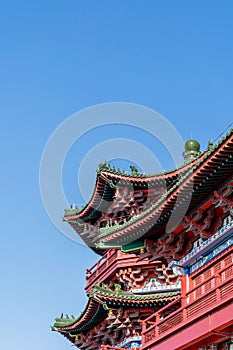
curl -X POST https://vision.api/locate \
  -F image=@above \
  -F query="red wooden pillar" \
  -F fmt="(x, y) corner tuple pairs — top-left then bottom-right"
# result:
(216, 273), (221, 302)
(181, 275), (187, 305)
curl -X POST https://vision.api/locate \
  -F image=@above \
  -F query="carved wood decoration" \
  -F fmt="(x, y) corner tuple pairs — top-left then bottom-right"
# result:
(184, 207), (214, 239)
(139, 234), (191, 263)
(116, 267), (148, 289)
(212, 179), (233, 214)
(73, 308), (145, 349)
(115, 264), (179, 290)
(137, 178), (233, 264)
(98, 187), (164, 228)
(139, 207), (216, 263)
(153, 261), (178, 284)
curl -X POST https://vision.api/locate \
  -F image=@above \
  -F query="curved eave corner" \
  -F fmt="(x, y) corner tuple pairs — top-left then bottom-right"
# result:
(52, 298), (107, 334)
(62, 155), (201, 222)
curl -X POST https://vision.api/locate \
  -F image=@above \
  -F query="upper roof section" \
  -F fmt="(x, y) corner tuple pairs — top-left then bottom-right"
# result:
(64, 129), (233, 253)
(64, 138), (204, 221)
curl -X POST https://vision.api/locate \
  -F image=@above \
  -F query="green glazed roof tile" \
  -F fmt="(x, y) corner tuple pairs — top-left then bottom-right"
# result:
(90, 283), (180, 301)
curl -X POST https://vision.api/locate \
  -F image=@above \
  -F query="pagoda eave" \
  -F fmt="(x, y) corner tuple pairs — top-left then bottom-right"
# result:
(93, 132), (233, 246)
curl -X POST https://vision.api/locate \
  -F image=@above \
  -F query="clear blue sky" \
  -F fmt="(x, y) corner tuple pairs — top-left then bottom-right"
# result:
(1, 1), (233, 349)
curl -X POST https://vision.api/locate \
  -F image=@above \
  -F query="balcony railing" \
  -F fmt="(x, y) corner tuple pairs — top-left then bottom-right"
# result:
(141, 246), (233, 348)
(85, 249), (149, 294)
(86, 249), (116, 283)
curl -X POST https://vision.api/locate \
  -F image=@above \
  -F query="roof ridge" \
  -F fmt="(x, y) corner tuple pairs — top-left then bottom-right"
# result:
(91, 283), (180, 300)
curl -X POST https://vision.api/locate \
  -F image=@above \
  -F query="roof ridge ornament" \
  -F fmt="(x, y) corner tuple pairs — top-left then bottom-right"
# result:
(182, 139), (201, 164)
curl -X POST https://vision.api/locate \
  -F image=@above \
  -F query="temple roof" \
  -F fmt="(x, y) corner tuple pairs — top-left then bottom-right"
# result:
(64, 128), (233, 253)
(53, 298), (106, 332)
(52, 284), (180, 334)
(64, 154), (201, 220)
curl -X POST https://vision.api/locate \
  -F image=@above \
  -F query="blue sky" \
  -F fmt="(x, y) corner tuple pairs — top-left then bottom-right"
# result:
(1, 1), (233, 349)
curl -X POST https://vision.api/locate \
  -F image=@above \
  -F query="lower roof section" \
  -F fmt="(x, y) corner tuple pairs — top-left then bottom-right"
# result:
(53, 283), (180, 335)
